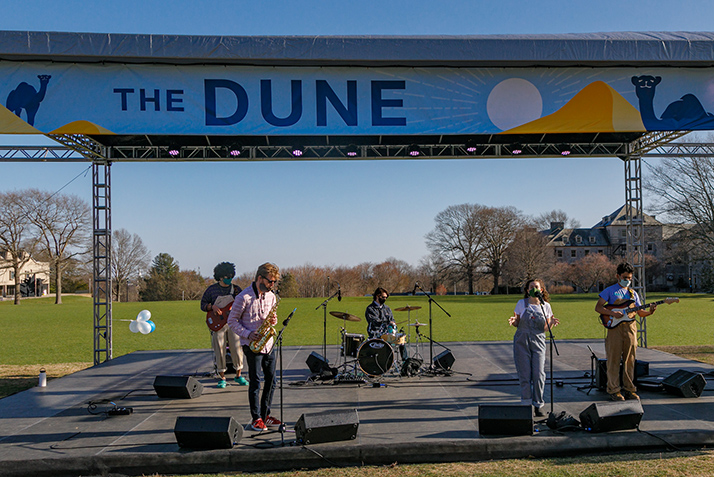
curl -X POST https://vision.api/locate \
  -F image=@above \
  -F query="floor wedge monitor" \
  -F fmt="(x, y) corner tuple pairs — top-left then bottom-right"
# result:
(662, 369), (706, 398)
(478, 404), (533, 436)
(174, 416), (242, 449)
(153, 375), (203, 399)
(294, 409), (359, 445)
(579, 401), (643, 432)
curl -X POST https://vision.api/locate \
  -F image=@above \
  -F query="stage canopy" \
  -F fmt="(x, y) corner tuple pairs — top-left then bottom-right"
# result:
(2, 31), (714, 159)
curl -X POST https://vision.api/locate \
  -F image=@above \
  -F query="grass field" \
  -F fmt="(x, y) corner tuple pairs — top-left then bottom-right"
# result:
(0, 292), (710, 365)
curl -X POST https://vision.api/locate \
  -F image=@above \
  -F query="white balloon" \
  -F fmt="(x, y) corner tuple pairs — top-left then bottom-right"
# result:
(136, 310), (152, 322)
(137, 320), (152, 334)
(129, 320), (140, 333)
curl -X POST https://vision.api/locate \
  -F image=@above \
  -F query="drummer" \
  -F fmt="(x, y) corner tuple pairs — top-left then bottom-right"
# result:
(366, 287), (407, 360)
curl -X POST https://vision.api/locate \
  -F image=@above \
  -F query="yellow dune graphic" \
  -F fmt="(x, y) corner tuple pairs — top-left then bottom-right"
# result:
(502, 81), (645, 134)
(51, 120), (115, 135)
(0, 103), (43, 133)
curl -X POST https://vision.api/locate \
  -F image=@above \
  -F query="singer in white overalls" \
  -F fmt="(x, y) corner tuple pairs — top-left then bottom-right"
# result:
(508, 279), (559, 416)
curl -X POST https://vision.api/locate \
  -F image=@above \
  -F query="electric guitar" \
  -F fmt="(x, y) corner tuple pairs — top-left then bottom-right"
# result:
(599, 297), (679, 329)
(206, 302), (234, 332)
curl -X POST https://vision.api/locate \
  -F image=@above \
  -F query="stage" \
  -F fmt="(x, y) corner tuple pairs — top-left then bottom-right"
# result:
(1, 340), (714, 477)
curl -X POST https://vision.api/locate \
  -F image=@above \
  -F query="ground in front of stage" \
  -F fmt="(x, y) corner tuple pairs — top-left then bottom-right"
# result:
(1, 340), (713, 477)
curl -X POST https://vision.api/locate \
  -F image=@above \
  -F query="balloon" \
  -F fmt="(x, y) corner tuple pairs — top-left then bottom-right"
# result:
(129, 320), (140, 333)
(137, 320), (152, 334)
(136, 310), (152, 322)
(147, 320), (156, 332)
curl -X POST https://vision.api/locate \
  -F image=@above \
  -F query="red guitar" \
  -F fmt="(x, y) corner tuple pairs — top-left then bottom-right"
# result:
(599, 297), (679, 329)
(206, 302), (234, 332)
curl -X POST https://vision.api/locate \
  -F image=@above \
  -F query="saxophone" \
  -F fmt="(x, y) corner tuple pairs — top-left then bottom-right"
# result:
(249, 293), (279, 353)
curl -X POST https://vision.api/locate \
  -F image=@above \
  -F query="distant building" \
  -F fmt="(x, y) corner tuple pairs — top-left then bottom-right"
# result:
(0, 250), (50, 299)
(543, 205), (700, 291)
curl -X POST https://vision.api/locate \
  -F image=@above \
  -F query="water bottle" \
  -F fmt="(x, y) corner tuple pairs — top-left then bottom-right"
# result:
(39, 368), (47, 387)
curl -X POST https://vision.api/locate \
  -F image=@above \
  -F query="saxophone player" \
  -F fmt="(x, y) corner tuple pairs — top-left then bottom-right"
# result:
(227, 262), (281, 432)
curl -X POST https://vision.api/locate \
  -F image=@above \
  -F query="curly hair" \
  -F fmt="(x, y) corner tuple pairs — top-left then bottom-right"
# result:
(213, 262), (236, 281)
(523, 278), (549, 302)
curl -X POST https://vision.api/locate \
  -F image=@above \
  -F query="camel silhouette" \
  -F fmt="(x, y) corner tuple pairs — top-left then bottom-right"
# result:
(5, 75), (52, 126)
(632, 75), (714, 130)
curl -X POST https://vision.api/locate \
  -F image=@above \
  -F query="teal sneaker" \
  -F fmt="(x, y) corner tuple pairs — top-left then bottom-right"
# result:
(234, 376), (249, 386)
(217, 379), (227, 388)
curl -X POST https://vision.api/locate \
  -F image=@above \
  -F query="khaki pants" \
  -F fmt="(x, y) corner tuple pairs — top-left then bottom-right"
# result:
(211, 326), (243, 375)
(605, 321), (637, 395)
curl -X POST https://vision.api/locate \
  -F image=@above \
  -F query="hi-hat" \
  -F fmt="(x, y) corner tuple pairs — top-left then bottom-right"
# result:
(409, 322), (427, 327)
(395, 305), (422, 312)
(330, 311), (361, 322)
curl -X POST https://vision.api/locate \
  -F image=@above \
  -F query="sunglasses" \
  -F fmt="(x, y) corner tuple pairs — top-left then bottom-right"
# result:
(261, 276), (277, 284)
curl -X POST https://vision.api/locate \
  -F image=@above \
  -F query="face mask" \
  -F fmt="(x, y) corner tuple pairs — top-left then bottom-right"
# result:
(259, 282), (269, 292)
(222, 278), (232, 285)
(528, 288), (539, 298)
(619, 279), (631, 288)
(377, 297), (386, 304)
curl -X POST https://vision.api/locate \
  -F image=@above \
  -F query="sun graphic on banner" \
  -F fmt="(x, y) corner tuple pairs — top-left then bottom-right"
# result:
(486, 78), (543, 131)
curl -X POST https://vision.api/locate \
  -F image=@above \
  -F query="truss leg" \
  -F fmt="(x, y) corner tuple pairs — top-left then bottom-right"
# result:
(93, 160), (112, 364)
(624, 155), (647, 347)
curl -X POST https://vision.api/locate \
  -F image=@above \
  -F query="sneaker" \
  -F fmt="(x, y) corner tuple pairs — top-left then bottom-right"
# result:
(534, 407), (545, 417)
(609, 392), (625, 401)
(234, 376), (249, 386)
(624, 391), (640, 400)
(250, 418), (267, 431)
(217, 379), (227, 388)
(264, 415), (282, 428)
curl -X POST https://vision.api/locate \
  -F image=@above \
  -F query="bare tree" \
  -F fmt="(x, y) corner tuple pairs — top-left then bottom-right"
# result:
(23, 189), (91, 304)
(425, 204), (484, 294)
(111, 228), (151, 302)
(478, 206), (524, 294)
(178, 269), (209, 300)
(564, 253), (613, 293)
(0, 191), (37, 304)
(502, 225), (554, 287)
(535, 209), (581, 230)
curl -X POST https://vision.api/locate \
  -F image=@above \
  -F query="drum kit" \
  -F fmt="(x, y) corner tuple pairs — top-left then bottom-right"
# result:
(329, 306), (427, 381)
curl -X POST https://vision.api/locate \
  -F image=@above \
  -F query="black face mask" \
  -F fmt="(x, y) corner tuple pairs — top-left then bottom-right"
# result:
(377, 297), (386, 304)
(258, 282), (269, 292)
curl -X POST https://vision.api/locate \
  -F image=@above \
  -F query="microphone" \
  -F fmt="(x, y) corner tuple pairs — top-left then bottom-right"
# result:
(282, 308), (297, 327)
(534, 290), (545, 304)
(337, 283), (342, 301)
(412, 282), (419, 295)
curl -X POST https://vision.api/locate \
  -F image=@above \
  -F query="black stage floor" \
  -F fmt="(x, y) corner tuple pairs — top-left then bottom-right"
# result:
(2, 340), (714, 477)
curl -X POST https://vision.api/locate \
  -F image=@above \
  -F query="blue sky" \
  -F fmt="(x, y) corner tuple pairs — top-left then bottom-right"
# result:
(1, 0), (711, 276)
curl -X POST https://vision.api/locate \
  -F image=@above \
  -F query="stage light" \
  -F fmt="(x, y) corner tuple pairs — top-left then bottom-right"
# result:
(558, 144), (572, 156)
(345, 144), (359, 157)
(166, 145), (181, 157)
(509, 143), (523, 155)
(224, 144), (243, 157)
(465, 140), (480, 154)
(291, 146), (305, 157)
(408, 144), (422, 157)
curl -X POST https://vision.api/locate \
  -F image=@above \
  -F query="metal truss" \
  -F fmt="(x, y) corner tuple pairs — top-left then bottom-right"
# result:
(92, 159), (112, 365)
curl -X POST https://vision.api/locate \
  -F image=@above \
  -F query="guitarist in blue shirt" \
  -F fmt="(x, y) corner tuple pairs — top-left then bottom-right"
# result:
(200, 262), (246, 388)
(595, 262), (656, 401)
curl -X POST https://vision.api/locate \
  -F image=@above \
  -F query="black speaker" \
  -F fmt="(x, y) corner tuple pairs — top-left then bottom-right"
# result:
(174, 416), (243, 449)
(595, 359), (650, 390)
(294, 409), (359, 445)
(579, 401), (643, 432)
(434, 350), (455, 371)
(662, 369), (706, 398)
(306, 352), (331, 374)
(153, 375), (203, 399)
(478, 405), (533, 436)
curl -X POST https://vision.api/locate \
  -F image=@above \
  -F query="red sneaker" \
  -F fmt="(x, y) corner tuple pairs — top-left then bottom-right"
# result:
(264, 416), (282, 428)
(250, 418), (267, 431)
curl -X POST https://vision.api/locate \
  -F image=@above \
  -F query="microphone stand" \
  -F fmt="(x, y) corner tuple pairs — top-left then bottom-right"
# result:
(262, 308), (297, 446)
(537, 294), (559, 417)
(315, 290), (340, 363)
(414, 282), (451, 373)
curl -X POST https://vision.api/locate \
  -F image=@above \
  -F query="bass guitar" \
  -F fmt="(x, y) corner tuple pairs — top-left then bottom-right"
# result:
(206, 302), (234, 332)
(599, 297), (679, 329)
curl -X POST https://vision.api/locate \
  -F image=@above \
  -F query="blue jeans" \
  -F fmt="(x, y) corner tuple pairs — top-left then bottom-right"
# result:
(242, 345), (276, 421)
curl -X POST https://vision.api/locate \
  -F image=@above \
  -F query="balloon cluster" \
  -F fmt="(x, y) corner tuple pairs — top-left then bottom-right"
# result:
(130, 310), (156, 334)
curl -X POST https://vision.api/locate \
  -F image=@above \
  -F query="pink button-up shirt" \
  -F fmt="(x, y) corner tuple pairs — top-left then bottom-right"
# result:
(227, 282), (278, 353)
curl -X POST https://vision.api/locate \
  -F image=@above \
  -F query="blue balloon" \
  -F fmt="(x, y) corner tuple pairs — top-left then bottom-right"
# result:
(147, 320), (156, 332)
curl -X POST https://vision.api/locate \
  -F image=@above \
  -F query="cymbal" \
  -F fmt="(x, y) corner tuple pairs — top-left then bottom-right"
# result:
(395, 305), (422, 312)
(409, 322), (427, 327)
(330, 311), (361, 322)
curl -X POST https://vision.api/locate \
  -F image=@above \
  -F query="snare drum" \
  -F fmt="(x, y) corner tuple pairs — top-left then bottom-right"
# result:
(381, 331), (406, 346)
(357, 338), (394, 376)
(341, 333), (365, 357)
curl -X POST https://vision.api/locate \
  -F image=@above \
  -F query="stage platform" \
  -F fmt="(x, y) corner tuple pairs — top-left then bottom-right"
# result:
(1, 340), (714, 477)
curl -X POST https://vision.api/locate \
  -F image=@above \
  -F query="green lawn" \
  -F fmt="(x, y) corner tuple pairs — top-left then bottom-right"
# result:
(0, 292), (709, 365)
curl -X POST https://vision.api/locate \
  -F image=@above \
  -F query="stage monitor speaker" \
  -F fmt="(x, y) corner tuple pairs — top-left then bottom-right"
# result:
(579, 401), (643, 432)
(434, 350), (455, 371)
(478, 405), (533, 436)
(306, 351), (331, 375)
(662, 369), (706, 398)
(174, 416), (243, 449)
(153, 375), (203, 399)
(595, 359), (650, 391)
(294, 409), (359, 445)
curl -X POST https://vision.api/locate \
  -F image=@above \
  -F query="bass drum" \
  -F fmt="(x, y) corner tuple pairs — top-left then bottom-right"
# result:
(357, 338), (394, 377)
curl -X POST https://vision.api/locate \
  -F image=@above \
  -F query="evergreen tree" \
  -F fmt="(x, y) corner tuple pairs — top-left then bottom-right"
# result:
(140, 253), (180, 301)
